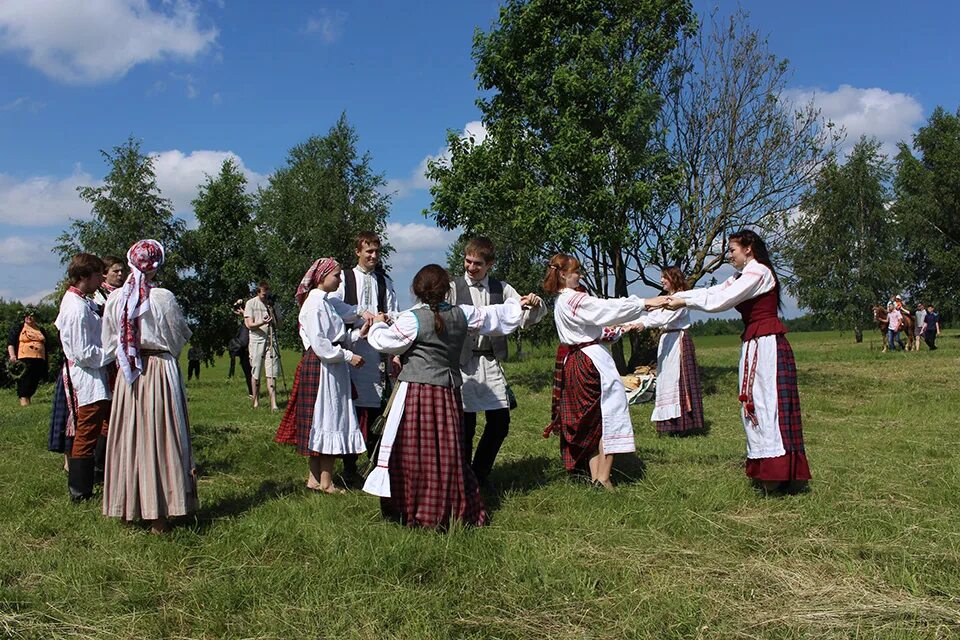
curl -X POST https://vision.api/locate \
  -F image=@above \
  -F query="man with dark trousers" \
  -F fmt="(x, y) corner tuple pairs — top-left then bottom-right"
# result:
(330, 231), (399, 483)
(448, 237), (545, 489)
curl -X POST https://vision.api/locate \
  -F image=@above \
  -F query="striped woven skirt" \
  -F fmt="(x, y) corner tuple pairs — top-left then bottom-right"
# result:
(655, 332), (705, 435)
(102, 352), (197, 521)
(744, 335), (811, 482)
(381, 382), (487, 529)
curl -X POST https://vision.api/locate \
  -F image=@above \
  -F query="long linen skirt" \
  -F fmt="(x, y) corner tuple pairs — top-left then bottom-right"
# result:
(744, 335), (811, 482)
(556, 350), (603, 473)
(381, 383), (487, 529)
(655, 332), (705, 435)
(103, 353), (197, 521)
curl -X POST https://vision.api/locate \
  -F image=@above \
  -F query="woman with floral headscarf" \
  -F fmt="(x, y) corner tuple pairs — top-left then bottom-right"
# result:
(275, 257), (367, 494)
(101, 239), (196, 532)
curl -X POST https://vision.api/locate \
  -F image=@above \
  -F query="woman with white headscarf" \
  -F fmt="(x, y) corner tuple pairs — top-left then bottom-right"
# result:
(274, 257), (367, 494)
(101, 239), (197, 533)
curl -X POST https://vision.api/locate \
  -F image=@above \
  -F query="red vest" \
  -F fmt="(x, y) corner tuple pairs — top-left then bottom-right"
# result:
(736, 288), (787, 341)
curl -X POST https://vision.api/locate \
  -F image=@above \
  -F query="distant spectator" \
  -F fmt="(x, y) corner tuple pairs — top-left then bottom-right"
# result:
(7, 306), (48, 406)
(914, 303), (927, 352)
(187, 345), (203, 381)
(228, 300), (253, 397)
(922, 304), (941, 351)
(886, 302), (905, 352)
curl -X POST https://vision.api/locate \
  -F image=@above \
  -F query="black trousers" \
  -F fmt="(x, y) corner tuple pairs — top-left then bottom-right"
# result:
(239, 350), (253, 394)
(187, 360), (200, 380)
(463, 408), (511, 482)
(16, 358), (46, 399)
(925, 333), (938, 350)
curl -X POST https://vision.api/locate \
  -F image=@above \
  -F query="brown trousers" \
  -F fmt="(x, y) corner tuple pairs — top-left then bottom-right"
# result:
(71, 400), (110, 458)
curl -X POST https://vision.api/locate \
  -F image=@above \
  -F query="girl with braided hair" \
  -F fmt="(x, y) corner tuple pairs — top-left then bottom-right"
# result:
(362, 264), (537, 529)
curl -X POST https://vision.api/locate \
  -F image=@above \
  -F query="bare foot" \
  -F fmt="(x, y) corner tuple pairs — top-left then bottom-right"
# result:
(149, 518), (169, 534)
(592, 478), (615, 491)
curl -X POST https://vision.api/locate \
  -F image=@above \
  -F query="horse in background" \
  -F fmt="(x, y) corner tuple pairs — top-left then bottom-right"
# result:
(873, 305), (915, 351)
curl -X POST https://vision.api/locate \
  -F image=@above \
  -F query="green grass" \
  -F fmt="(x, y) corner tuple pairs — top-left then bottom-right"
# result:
(1, 331), (959, 639)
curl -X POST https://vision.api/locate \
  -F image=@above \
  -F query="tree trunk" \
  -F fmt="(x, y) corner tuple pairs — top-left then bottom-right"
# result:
(610, 249), (629, 374)
(854, 320), (863, 343)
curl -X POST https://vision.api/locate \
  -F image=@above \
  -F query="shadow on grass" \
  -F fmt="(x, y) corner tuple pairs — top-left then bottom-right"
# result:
(188, 479), (301, 532)
(484, 455), (554, 512)
(697, 365), (738, 396)
(612, 453), (647, 484)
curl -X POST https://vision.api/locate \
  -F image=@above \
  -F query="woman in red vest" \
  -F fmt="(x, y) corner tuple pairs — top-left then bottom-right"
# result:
(655, 230), (811, 492)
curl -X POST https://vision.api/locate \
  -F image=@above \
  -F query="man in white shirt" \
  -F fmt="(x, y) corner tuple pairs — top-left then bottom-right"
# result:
(245, 282), (279, 410)
(330, 232), (399, 481)
(448, 237), (546, 488)
(55, 253), (112, 501)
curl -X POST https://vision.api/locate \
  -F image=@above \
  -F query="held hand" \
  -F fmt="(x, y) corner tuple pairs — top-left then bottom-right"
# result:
(361, 310), (376, 323)
(350, 354), (365, 368)
(391, 355), (402, 378)
(373, 312), (390, 325)
(359, 318), (373, 338)
(520, 293), (542, 309)
(664, 296), (686, 310)
(8, 355), (16, 364)
(644, 296), (667, 311)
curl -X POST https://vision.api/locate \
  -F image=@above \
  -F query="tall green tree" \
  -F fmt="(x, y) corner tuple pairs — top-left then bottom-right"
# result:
(56, 137), (185, 285)
(893, 106), (960, 316)
(785, 137), (903, 342)
(257, 114), (391, 346)
(427, 0), (695, 371)
(181, 159), (264, 361)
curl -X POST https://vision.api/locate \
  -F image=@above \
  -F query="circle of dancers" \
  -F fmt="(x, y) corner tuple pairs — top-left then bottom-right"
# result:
(47, 230), (810, 533)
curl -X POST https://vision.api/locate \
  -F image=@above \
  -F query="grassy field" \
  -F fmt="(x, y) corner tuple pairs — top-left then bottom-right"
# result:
(1, 330), (959, 639)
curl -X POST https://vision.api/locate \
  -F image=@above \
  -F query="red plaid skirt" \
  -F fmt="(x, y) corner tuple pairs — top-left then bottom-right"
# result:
(553, 348), (603, 472)
(381, 383), (487, 529)
(745, 335), (812, 481)
(656, 332), (705, 434)
(274, 351), (321, 457)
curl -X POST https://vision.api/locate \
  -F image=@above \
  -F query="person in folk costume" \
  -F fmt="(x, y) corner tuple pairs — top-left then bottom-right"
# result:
(447, 236), (547, 489)
(53, 253), (112, 501)
(656, 230), (812, 491)
(329, 231), (399, 484)
(541, 254), (646, 490)
(91, 255), (126, 312)
(362, 264), (536, 529)
(101, 240), (197, 533)
(274, 258), (367, 494)
(630, 266), (705, 436)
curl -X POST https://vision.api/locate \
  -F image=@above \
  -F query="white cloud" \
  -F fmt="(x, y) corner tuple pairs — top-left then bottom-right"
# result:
(384, 222), (460, 307)
(784, 85), (924, 157)
(149, 149), (268, 214)
(0, 0), (218, 84)
(386, 120), (488, 199)
(1, 96), (45, 112)
(303, 8), (347, 44)
(0, 168), (93, 226)
(0, 235), (47, 265)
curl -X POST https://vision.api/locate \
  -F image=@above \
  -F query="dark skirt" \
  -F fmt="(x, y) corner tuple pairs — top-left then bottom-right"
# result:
(274, 352), (320, 457)
(655, 332), (705, 435)
(48, 372), (69, 453)
(744, 335), (812, 482)
(556, 350), (603, 473)
(381, 383), (487, 529)
(16, 358), (46, 399)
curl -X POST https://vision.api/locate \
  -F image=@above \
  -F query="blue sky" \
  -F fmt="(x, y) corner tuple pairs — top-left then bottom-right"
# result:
(1, 0), (958, 311)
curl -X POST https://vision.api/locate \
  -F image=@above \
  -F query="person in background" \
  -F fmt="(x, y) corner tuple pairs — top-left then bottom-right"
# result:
(914, 303), (927, 352)
(7, 306), (48, 407)
(886, 302), (905, 352)
(448, 236), (547, 489)
(228, 299), (253, 397)
(187, 345), (203, 381)
(92, 255), (126, 312)
(245, 282), (279, 410)
(922, 304), (940, 350)
(102, 239), (196, 533)
(54, 254), (111, 501)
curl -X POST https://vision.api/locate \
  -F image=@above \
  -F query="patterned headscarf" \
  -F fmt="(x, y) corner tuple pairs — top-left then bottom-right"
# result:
(117, 239), (165, 384)
(295, 257), (339, 306)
